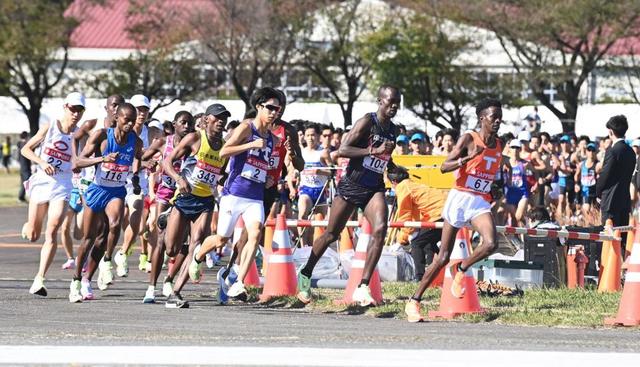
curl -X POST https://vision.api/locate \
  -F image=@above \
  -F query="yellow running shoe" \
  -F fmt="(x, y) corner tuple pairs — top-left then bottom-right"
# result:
(404, 299), (424, 323)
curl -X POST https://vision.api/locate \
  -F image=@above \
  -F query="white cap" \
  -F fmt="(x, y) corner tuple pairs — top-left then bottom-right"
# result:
(633, 139), (640, 147)
(148, 119), (163, 130)
(130, 94), (151, 109)
(518, 130), (531, 142)
(509, 139), (522, 148)
(64, 92), (86, 107)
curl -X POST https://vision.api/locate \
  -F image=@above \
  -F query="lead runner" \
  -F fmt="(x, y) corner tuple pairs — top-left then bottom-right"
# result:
(297, 85), (400, 306)
(404, 98), (504, 322)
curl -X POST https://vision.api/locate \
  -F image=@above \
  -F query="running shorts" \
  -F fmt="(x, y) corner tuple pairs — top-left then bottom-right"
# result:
(85, 183), (126, 213)
(27, 173), (72, 204)
(441, 188), (492, 228)
(217, 194), (265, 238)
(156, 185), (175, 205)
(336, 177), (384, 210)
(299, 186), (325, 205)
(173, 192), (215, 222)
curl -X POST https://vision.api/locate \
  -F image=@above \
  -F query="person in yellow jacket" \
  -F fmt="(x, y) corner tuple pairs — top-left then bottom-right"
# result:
(388, 165), (449, 281)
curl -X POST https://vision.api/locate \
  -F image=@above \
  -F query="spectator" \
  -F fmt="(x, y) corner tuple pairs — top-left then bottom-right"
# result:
(596, 115), (636, 248)
(438, 129), (457, 156)
(320, 125), (334, 151)
(2, 136), (11, 173)
(16, 132), (30, 202)
(394, 135), (409, 155)
(409, 132), (428, 155)
(331, 128), (343, 151)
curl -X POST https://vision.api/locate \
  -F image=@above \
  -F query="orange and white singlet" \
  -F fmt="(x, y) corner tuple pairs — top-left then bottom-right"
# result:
(454, 131), (502, 202)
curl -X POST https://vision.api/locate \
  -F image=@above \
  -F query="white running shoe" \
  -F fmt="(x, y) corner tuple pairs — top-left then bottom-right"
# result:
(227, 280), (246, 298)
(29, 276), (47, 297)
(80, 279), (95, 300)
(114, 250), (129, 277)
(69, 280), (82, 303)
(97, 258), (114, 290)
(352, 284), (376, 307)
(162, 278), (173, 297)
(61, 258), (75, 270)
(143, 286), (155, 304)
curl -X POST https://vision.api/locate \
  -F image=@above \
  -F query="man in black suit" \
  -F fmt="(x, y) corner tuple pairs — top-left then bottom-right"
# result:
(596, 115), (636, 246)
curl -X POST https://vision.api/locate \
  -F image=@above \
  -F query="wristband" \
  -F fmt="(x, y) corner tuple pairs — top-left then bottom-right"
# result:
(458, 158), (463, 167)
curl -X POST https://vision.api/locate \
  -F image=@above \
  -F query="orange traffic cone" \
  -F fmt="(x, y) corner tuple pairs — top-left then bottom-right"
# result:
(625, 216), (636, 260)
(339, 227), (354, 253)
(335, 218), (383, 305)
(599, 220), (622, 292)
(605, 235), (640, 326)
(262, 212), (275, 275)
(260, 214), (297, 301)
(429, 227), (484, 319)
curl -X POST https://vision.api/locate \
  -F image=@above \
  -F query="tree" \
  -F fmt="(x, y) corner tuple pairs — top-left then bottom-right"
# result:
(88, 47), (213, 116)
(296, 0), (383, 127)
(0, 0), (77, 135)
(422, 0), (640, 132)
(364, 13), (521, 131)
(188, 0), (301, 114)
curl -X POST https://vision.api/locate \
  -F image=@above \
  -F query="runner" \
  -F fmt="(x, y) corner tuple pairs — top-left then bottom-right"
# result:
(21, 92), (85, 296)
(297, 85), (400, 306)
(297, 123), (332, 247)
(185, 87), (284, 305)
(404, 98), (504, 322)
(504, 140), (531, 227)
(114, 95), (160, 278)
(557, 135), (577, 222)
(161, 103), (230, 308)
(137, 111), (195, 303)
(69, 103), (143, 302)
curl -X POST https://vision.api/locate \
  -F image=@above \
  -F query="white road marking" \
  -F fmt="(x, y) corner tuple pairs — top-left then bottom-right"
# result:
(0, 346), (638, 366)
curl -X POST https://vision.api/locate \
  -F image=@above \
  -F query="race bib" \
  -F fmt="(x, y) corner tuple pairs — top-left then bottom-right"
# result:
(268, 155), (280, 170)
(43, 147), (71, 175)
(511, 174), (523, 188)
(582, 174), (595, 186)
(363, 154), (389, 174)
(191, 160), (222, 188)
(98, 162), (129, 186)
(465, 175), (492, 194)
(241, 156), (268, 183)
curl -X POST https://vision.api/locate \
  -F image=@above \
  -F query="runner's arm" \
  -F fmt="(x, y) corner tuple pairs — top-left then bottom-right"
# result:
(441, 133), (475, 173)
(73, 129), (108, 170)
(163, 132), (197, 184)
(141, 139), (164, 161)
(219, 123), (259, 159)
(285, 124), (305, 171)
(337, 115), (377, 159)
(20, 123), (49, 168)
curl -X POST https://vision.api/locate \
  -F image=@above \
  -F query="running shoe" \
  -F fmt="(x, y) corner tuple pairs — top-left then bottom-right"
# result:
(138, 254), (148, 272)
(227, 280), (247, 298)
(206, 252), (220, 269)
(162, 277), (174, 297)
(157, 207), (171, 230)
(61, 258), (75, 270)
(216, 268), (229, 305)
(69, 280), (82, 303)
(29, 276), (47, 297)
(162, 254), (169, 270)
(296, 271), (312, 304)
(404, 299), (424, 323)
(98, 258), (114, 290)
(449, 261), (466, 298)
(144, 260), (152, 273)
(352, 284), (375, 307)
(188, 244), (203, 282)
(80, 279), (95, 300)
(165, 293), (189, 309)
(143, 286), (155, 304)
(114, 250), (129, 277)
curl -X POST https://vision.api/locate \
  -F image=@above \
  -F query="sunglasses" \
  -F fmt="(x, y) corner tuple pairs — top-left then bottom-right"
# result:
(67, 105), (85, 114)
(261, 104), (281, 113)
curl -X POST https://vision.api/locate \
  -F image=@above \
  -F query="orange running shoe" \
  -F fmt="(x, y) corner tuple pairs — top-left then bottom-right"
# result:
(450, 261), (466, 298)
(404, 299), (424, 323)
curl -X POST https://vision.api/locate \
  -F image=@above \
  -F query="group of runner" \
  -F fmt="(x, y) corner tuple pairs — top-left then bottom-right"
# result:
(19, 85), (533, 322)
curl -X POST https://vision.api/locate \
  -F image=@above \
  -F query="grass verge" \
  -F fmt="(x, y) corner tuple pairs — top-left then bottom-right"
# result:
(245, 282), (629, 328)
(0, 172), (22, 207)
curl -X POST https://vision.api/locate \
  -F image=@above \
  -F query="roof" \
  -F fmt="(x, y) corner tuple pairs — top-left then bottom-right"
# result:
(66, 0), (210, 49)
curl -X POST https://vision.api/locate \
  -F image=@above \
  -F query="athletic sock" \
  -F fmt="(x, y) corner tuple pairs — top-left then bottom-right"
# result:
(103, 256), (111, 262)
(73, 276), (81, 282)
(411, 295), (421, 303)
(360, 278), (370, 286)
(300, 266), (313, 278)
(458, 263), (466, 273)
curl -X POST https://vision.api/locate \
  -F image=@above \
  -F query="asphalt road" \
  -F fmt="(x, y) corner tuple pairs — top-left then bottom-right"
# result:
(0, 205), (639, 365)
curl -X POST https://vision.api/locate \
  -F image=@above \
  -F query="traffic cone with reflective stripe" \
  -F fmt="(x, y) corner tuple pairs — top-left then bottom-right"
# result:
(605, 235), (640, 326)
(429, 228), (483, 319)
(598, 220), (622, 293)
(335, 218), (383, 305)
(339, 227), (354, 253)
(260, 214), (297, 301)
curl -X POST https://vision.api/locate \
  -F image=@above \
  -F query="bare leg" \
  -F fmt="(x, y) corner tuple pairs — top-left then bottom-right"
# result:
(297, 195), (313, 247)
(236, 220), (262, 283)
(104, 198), (125, 260)
(361, 192), (388, 283)
(23, 200), (47, 242)
(36, 200), (67, 278)
(412, 221), (458, 299)
(121, 197), (143, 255)
(172, 211), (212, 294)
(60, 209), (75, 260)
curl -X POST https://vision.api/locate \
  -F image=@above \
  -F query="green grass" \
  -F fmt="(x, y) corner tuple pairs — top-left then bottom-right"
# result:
(244, 282), (629, 328)
(0, 172), (22, 207)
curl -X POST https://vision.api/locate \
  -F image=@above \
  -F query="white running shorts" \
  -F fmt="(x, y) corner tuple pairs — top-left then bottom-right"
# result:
(28, 174), (71, 204)
(216, 194), (265, 238)
(441, 188), (492, 228)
